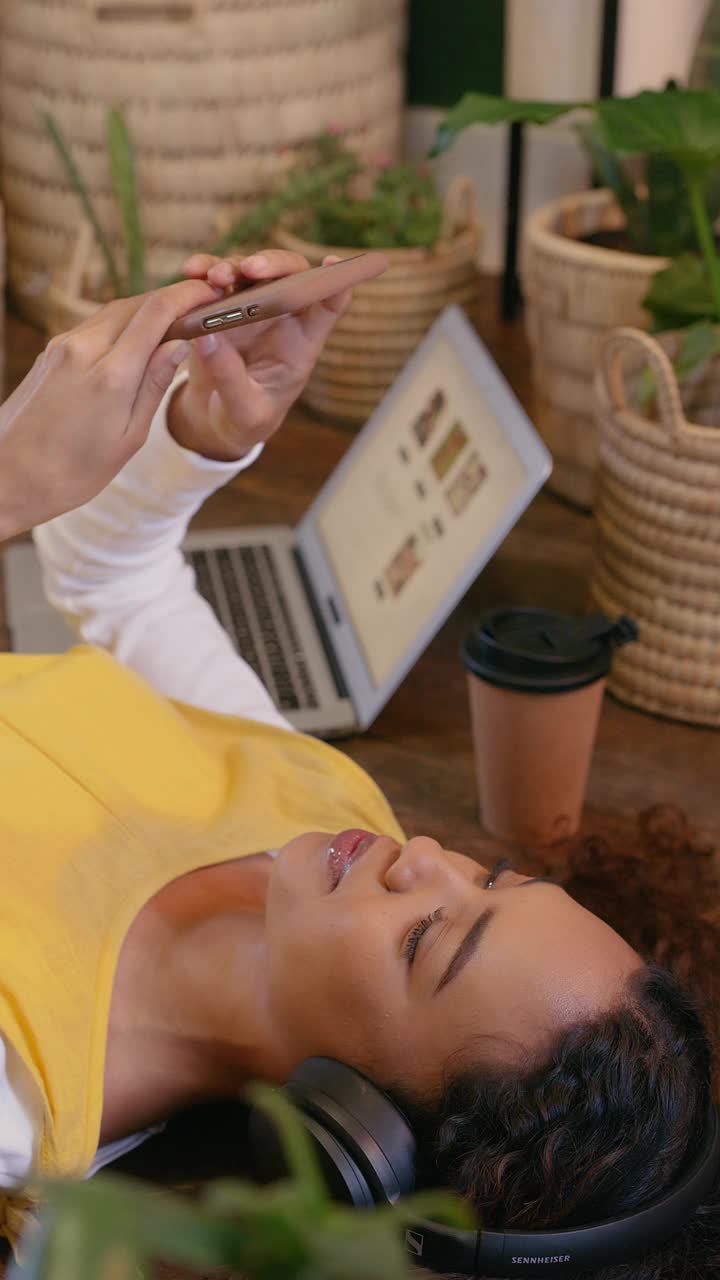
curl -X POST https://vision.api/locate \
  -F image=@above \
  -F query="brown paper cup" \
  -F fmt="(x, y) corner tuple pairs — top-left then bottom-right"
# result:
(466, 673), (606, 844)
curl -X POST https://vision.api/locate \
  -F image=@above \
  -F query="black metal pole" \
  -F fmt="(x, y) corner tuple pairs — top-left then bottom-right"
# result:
(599, 0), (620, 96)
(501, 120), (525, 322)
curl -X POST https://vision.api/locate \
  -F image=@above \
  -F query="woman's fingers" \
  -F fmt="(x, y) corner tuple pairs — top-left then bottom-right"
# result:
(96, 278), (220, 380)
(189, 331), (258, 421)
(294, 255), (353, 351)
(182, 248), (311, 290)
(127, 340), (193, 449)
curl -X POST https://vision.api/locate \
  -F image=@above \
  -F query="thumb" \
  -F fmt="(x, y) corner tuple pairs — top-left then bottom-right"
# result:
(127, 340), (190, 446)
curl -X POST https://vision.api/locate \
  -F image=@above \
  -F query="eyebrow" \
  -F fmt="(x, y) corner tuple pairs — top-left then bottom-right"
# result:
(434, 877), (559, 996)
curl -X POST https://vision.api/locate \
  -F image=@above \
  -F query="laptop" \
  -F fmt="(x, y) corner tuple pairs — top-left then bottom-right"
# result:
(3, 306), (551, 736)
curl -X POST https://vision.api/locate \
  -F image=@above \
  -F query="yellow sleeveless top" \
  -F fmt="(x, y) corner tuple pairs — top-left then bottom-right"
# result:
(0, 646), (404, 1233)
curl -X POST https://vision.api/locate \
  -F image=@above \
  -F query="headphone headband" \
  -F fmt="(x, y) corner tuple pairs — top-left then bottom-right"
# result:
(410, 1103), (720, 1275)
(249, 1059), (720, 1278)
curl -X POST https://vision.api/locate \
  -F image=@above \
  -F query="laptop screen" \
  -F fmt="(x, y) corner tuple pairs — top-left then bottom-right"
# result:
(313, 332), (533, 689)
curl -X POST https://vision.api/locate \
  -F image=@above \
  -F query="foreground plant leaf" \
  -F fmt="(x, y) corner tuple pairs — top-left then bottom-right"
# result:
(13, 1086), (471, 1280)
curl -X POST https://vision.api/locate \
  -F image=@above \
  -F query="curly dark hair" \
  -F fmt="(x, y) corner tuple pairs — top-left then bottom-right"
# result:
(395, 806), (720, 1280)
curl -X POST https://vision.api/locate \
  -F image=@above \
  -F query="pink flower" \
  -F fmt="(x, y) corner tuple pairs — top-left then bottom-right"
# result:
(373, 151), (393, 170)
(326, 122), (344, 136)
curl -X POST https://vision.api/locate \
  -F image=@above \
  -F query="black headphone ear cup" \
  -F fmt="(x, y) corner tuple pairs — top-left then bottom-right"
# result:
(285, 1058), (417, 1203)
(247, 1104), (375, 1206)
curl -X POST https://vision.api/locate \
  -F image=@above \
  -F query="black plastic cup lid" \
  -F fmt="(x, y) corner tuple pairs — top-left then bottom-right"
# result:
(462, 607), (638, 694)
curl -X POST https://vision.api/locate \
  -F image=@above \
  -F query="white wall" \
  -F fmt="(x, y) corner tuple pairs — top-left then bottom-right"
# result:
(615, 0), (711, 94)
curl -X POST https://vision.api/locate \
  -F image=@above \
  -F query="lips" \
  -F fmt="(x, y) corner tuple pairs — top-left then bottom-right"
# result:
(327, 828), (377, 890)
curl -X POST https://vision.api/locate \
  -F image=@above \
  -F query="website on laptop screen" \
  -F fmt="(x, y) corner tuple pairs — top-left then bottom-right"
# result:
(315, 335), (530, 688)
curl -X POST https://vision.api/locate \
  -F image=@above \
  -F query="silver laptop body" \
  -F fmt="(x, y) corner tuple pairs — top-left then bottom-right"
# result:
(4, 307), (551, 736)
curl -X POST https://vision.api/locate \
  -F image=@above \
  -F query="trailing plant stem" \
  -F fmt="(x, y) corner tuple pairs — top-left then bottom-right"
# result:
(686, 171), (720, 321)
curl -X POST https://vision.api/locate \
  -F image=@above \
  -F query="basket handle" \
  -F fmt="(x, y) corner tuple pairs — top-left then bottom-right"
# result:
(598, 326), (688, 444)
(62, 223), (97, 297)
(86, 0), (199, 21)
(440, 175), (481, 243)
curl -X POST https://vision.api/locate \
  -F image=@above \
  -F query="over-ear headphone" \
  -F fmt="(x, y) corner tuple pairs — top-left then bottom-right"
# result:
(248, 1057), (720, 1279)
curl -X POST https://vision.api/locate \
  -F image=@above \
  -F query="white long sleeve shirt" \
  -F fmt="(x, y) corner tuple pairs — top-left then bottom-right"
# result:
(2, 374), (294, 1186)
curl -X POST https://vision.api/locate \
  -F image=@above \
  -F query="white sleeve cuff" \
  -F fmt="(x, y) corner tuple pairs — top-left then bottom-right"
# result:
(144, 370), (264, 505)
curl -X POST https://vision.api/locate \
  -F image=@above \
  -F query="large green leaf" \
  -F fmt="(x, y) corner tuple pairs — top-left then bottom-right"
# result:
(643, 152), (697, 255)
(596, 89), (720, 172)
(432, 93), (579, 154)
(644, 253), (720, 327)
(577, 121), (647, 248)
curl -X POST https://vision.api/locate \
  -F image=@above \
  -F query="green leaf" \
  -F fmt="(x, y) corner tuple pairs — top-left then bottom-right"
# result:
(643, 151), (697, 256)
(245, 1083), (328, 1210)
(40, 1189), (145, 1280)
(577, 120), (647, 245)
(40, 110), (122, 298)
(674, 318), (720, 379)
(107, 108), (145, 295)
(596, 89), (720, 173)
(432, 93), (581, 155)
(638, 320), (720, 408)
(644, 253), (720, 327)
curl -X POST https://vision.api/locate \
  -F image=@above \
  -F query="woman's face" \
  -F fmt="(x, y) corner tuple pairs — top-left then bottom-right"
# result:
(265, 831), (641, 1094)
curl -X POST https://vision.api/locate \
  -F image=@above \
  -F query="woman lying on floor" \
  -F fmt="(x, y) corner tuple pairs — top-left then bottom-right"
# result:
(0, 252), (717, 1278)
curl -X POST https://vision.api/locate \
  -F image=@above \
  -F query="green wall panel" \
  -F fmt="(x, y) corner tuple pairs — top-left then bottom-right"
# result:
(406, 0), (505, 106)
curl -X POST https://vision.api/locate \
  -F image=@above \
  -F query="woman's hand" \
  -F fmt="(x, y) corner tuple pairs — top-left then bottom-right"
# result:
(167, 248), (352, 461)
(0, 279), (221, 540)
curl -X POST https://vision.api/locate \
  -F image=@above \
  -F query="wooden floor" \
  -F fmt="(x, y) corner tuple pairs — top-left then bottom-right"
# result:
(3, 286), (719, 873)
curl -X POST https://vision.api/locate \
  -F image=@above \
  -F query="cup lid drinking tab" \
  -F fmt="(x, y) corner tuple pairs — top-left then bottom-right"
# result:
(462, 608), (637, 693)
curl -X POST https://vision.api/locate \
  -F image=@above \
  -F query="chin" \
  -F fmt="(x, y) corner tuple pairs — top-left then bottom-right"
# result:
(271, 831), (330, 897)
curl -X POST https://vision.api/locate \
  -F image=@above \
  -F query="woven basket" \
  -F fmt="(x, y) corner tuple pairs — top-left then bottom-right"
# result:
(272, 176), (481, 424)
(590, 326), (720, 728)
(522, 189), (667, 510)
(46, 223), (106, 337)
(0, 0), (406, 328)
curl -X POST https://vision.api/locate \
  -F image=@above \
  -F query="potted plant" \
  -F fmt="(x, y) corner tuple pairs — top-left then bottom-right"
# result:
(7, 1086), (466, 1280)
(1, 0), (406, 330)
(270, 132), (481, 424)
(433, 87), (720, 508)
(45, 121), (481, 427)
(42, 111), (359, 338)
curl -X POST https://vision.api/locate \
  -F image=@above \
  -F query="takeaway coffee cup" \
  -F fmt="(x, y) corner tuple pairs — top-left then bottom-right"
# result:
(462, 608), (637, 845)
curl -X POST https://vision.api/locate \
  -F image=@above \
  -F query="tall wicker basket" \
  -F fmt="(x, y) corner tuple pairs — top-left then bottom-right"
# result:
(591, 327), (720, 728)
(272, 176), (481, 424)
(522, 189), (667, 510)
(0, 0), (406, 328)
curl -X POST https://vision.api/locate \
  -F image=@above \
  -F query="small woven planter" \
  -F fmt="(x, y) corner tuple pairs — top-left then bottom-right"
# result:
(522, 189), (667, 510)
(272, 176), (481, 424)
(590, 326), (720, 727)
(0, 0), (406, 328)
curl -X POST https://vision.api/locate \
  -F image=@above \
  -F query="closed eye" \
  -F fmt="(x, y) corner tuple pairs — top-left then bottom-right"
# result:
(404, 908), (444, 966)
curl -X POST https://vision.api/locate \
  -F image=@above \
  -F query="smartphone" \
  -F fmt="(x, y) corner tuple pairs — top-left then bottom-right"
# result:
(161, 251), (389, 343)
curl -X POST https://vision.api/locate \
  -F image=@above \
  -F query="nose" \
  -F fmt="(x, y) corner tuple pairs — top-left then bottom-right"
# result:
(384, 836), (454, 893)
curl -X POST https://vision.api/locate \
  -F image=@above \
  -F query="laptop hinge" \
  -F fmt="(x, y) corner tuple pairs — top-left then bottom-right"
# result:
(292, 547), (349, 701)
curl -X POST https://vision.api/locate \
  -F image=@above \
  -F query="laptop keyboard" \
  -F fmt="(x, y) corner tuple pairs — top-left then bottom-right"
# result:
(186, 544), (319, 713)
